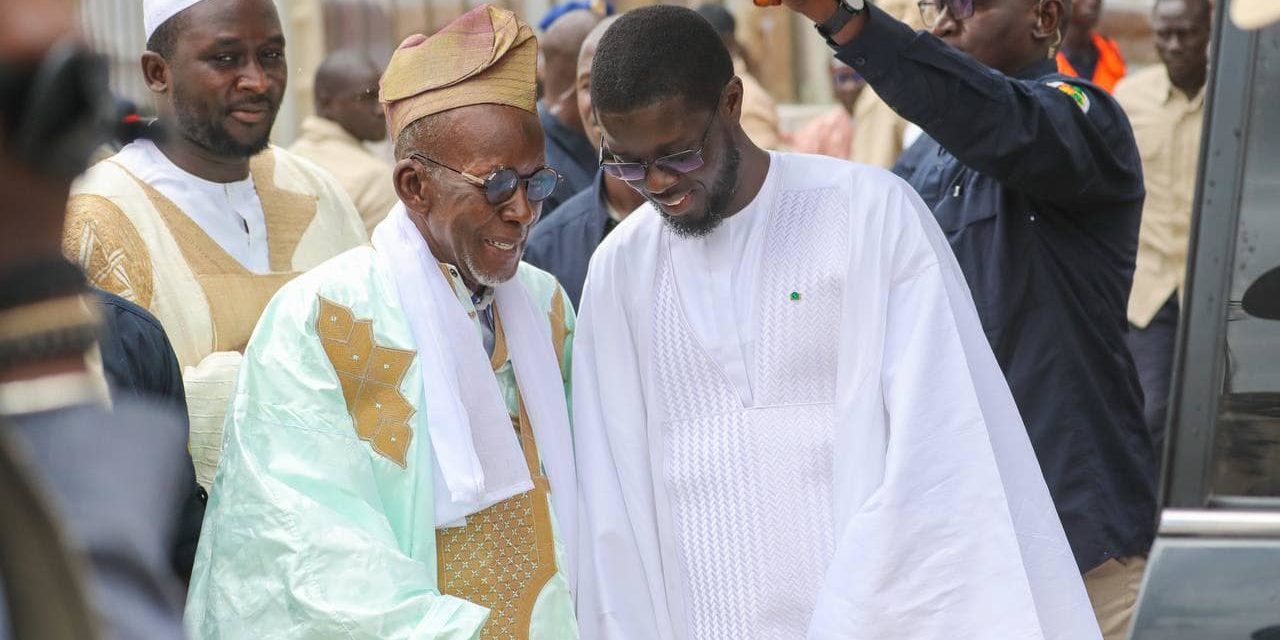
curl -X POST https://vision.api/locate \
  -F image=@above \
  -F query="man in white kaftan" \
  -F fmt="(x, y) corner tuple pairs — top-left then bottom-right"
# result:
(575, 7), (1102, 639)
(63, 0), (367, 488)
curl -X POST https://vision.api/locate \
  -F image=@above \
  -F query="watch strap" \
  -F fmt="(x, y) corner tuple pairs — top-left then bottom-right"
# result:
(814, 0), (865, 46)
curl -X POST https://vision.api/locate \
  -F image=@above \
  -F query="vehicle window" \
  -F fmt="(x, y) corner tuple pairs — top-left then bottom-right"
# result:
(1211, 25), (1280, 498)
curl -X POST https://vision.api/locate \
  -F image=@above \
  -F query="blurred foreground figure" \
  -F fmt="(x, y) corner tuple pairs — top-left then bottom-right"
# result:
(1116, 0), (1211, 458)
(185, 6), (579, 639)
(290, 50), (398, 234)
(1232, 0), (1280, 27)
(574, 7), (1099, 638)
(62, 0), (367, 490)
(0, 0), (188, 637)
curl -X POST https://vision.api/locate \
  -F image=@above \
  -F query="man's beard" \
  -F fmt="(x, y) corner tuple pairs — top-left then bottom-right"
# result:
(172, 87), (275, 158)
(658, 142), (741, 239)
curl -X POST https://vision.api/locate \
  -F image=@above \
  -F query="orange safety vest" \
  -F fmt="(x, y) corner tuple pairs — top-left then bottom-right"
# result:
(1055, 32), (1127, 93)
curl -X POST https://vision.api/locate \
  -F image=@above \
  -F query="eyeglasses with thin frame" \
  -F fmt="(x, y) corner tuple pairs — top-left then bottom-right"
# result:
(598, 88), (725, 183)
(918, 0), (975, 28)
(409, 152), (561, 205)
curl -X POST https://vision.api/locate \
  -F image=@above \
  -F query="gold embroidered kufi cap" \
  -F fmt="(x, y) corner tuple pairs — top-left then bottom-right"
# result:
(380, 4), (537, 140)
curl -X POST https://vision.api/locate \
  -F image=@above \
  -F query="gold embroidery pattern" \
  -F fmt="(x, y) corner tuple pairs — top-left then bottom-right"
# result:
(548, 286), (569, 379)
(126, 168), (303, 353)
(63, 194), (155, 308)
(315, 296), (416, 467)
(251, 151), (319, 272)
(436, 311), (557, 640)
(437, 481), (554, 640)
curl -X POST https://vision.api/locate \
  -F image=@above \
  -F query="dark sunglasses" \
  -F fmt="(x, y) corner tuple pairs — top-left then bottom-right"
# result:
(598, 94), (722, 183)
(917, 0), (975, 27)
(410, 153), (561, 205)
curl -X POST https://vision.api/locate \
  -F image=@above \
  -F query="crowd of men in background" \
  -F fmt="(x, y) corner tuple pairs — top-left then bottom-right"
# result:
(0, 0), (1245, 637)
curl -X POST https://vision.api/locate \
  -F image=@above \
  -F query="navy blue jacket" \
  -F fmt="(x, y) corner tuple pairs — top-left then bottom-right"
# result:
(838, 5), (1157, 571)
(538, 102), (598, 217)
(96, 290), (205, 582)
(525, 170), (614, 308)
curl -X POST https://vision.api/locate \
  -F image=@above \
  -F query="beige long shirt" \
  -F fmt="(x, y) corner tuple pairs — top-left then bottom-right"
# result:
(64, 144), (368, 487)
(847, 0), (921, 169)
(734, 57), (784, 151)
(290, 116), (398, 234)
(1114, 65), (1205, 328)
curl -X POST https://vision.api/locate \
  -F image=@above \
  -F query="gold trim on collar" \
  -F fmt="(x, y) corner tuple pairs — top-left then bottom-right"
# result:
(118, 163), (302, 352)
(249, 151), (319, 271)
(548, 286), (568, 378)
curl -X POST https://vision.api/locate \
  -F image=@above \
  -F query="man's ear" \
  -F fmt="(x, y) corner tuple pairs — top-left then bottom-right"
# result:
(723, 75), (746, 123)
(393, 159), (432, 216)
(141, 52), (169, 93)
(1034, 0), (1066, 41)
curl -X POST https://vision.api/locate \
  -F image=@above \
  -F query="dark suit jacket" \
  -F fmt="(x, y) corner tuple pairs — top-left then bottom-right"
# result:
(96, 291), (205, 582)
(524, 170), (613, 308)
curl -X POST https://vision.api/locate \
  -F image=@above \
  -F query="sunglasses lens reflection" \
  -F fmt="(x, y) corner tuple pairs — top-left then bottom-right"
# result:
(655, 150), (705, 175)
(527, 168), (559, 202)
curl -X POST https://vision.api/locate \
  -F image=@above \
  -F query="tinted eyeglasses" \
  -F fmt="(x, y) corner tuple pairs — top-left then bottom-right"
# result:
(918, 0), (975, 27)
(410, 153), (561, 205)
(599, 103), (720, 183)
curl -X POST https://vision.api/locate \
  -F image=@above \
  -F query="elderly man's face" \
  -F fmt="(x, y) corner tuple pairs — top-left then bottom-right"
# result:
(596, 83), (742, 238)
(159, 0), (287, 158)
(414, 105), (546, 289)
(932, 0), (1049, 76)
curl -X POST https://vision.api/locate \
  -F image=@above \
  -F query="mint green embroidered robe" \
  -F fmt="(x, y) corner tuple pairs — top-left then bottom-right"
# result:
(184, 246), (577, 640)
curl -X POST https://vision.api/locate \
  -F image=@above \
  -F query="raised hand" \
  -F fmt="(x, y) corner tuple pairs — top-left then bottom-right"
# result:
(752, 0), (843, 27)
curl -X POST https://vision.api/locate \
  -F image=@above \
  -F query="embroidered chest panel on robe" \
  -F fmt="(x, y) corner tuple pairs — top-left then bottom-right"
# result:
(316, 296), (416, 466)
(434, 313), (558, 640)
(127, 156), (314, 353)
(652, 186), (848, 640)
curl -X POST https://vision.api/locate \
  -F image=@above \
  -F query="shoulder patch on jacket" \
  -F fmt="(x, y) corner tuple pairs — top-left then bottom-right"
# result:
(1046, 81), (1091, 114)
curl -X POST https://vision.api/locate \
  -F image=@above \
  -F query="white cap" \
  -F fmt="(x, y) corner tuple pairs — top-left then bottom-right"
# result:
(144, 0), (206, 41)
(1231, 0), (1280, 30)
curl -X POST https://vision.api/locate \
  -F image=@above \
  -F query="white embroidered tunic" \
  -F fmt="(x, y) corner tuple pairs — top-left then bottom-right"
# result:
(573, 152), (1101, 640)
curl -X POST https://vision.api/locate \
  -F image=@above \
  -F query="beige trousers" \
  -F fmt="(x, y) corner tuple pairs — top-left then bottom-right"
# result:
(1084, 555), (1147, 640)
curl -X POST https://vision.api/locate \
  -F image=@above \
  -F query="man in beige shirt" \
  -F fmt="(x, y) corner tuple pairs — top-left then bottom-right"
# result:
(848, 0), (922, 168)
(1115, 0), (1210, 454)
(290, 50), (398, 233)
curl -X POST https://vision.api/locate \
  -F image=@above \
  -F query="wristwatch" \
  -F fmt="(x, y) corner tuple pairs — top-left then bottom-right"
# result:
(814, 0), (867, 47)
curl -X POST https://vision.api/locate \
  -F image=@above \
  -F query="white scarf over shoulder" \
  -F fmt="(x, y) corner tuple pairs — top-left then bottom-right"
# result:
(371, 204), (576, 578)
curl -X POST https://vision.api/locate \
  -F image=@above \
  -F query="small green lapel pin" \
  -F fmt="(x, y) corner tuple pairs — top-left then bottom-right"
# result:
(790, 291), (801, 301)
